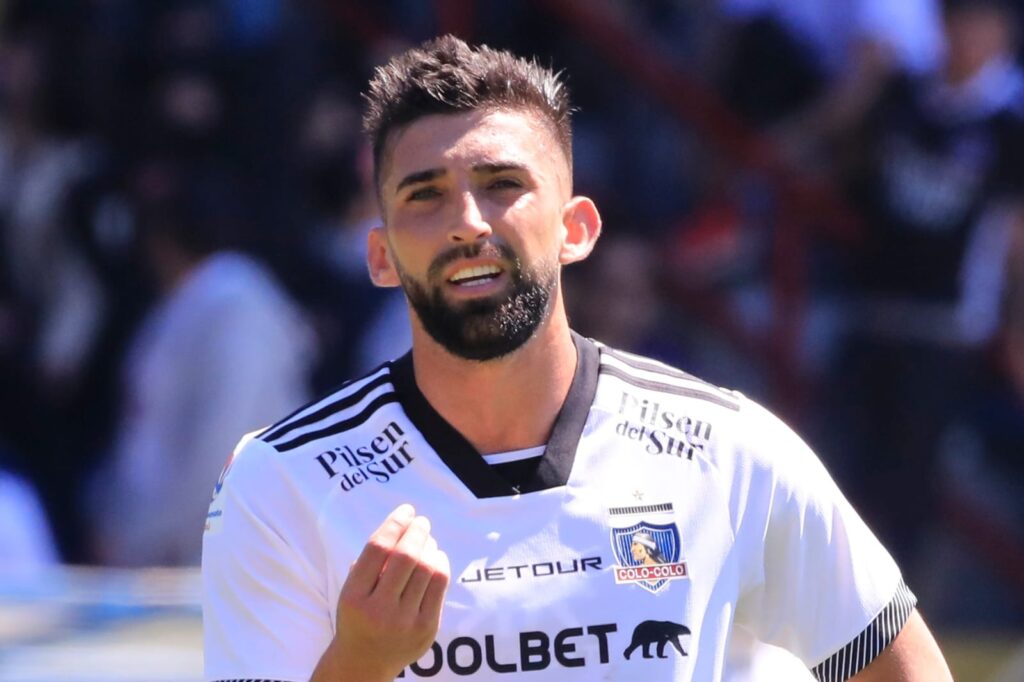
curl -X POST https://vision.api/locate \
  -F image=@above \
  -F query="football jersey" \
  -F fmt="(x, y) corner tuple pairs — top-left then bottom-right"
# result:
(202, 334), (914, 681)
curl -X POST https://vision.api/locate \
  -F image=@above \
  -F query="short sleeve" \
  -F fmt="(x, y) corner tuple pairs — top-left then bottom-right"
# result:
(733, 401), (916, 681)
(202, 436), (332, 682)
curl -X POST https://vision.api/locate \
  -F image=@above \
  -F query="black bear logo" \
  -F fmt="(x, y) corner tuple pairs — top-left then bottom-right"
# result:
(623, 620), (690, 660)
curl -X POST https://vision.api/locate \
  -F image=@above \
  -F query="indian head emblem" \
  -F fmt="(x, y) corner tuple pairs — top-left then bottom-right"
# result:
(609, 502), (689, 594)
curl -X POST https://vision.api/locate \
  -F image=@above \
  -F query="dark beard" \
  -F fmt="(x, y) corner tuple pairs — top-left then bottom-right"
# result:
(397, 242), (558, 361)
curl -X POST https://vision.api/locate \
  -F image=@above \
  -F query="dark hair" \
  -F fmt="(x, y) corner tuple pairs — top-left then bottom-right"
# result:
(362, 35), (572, 187)
(133, 159), (246, 256)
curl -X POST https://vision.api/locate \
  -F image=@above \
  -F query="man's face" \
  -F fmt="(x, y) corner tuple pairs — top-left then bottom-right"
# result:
(370, 108), (574, 360)
(631, 540), (649, 563)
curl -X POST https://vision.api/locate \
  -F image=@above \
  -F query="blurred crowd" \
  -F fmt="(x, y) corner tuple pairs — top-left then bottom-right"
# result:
(0, 0), (1022, 632)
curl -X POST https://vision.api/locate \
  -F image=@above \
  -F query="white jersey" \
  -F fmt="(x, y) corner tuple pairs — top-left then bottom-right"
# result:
(202, 334), (914, 681)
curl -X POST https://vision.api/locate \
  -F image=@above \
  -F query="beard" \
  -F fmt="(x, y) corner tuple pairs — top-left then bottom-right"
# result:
(395, 241), (559, 361)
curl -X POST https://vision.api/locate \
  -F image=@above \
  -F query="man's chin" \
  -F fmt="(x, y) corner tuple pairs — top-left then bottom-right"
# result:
(421, 308), (539, 361)
(443, 330), (533, 362)
(440, 288), (510, 315)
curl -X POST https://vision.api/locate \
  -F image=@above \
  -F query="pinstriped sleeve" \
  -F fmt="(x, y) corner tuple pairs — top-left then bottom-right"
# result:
(810, 580), (917, 681)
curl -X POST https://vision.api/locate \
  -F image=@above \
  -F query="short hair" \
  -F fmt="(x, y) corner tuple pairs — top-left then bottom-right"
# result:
(362, 35), (572, 187)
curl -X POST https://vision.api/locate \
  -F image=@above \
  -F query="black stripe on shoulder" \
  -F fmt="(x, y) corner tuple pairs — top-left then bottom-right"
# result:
(811, 580), (917, 682)
(272, 392), (400, 452)
(602, 347), (740, 402)
(256, 373), (366, 440)
(598, 364), (740, 411)
(259, 367), (391, 445)
(602, 347), (704, 383)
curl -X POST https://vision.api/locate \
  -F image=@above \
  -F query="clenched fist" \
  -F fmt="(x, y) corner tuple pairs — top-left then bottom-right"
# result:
(311, 504), (451, 682)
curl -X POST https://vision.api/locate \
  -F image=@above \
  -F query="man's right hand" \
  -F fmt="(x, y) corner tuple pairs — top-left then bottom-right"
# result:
(311, 504), (451, 682)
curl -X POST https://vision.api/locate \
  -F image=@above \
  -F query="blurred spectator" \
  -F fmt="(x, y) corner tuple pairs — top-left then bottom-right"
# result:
(717, 0), (945, 167)
(0, 22), (110, 561)
(0, 30), (103, 399)
(566, 232), (688, 368)
(88, 161), (314, 566)
(292, 84), (410, 384)
(827, 0), (1024, 576)
(920, 208), (1024, 628)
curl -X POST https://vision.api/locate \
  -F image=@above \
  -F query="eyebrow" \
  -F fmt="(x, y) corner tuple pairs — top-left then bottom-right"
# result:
(393, 162), (530, 195)
(473, 162), (529, 174)
(395, 168), (446, 194)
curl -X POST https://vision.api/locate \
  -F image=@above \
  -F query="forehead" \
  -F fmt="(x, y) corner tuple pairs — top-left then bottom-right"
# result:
(379, 108), (569, 191)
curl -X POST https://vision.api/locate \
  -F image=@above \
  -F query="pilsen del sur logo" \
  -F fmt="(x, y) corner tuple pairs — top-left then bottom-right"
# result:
(608, 502), (688, 594)
(314, 421), (416, 492)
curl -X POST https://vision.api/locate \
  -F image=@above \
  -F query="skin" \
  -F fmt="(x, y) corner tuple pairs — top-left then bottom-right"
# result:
(849, 611), (953, 682)
(311, 106), (952, 681)
(310, 505), (450, 682)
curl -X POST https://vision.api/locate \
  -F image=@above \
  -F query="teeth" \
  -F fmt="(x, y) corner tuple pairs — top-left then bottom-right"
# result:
(450, 265), (502, 283)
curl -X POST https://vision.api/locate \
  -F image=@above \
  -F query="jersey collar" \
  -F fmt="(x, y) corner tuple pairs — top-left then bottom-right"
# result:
(389, 332), (599, 498)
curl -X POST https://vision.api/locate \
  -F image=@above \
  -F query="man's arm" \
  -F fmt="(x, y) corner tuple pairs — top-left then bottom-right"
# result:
(311, 504), (451, 682)
(850, 611), (952, 682)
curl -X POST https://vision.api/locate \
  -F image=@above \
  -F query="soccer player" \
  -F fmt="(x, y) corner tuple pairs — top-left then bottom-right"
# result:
(202, 36), (954, 681)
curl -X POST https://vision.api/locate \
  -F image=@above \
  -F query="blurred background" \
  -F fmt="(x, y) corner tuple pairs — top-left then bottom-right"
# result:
(0, 0), (1022, 679)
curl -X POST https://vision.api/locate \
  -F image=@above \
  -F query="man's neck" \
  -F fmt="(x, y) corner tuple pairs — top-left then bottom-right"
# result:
(409, 307), (578, 456)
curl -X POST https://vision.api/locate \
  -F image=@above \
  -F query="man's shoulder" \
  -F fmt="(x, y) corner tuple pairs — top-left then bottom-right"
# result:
(206, 360), (409, 530)
(254, 360), (403, 456)
(592, 341), (745, 414)
(590, 341), (810, 476)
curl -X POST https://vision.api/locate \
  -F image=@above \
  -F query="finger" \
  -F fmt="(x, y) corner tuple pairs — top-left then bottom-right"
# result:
(418, 548), (450, 624)
(399, 535), (438, 608)
(375, 515), (432, 598)
(342, 504), (415, 597)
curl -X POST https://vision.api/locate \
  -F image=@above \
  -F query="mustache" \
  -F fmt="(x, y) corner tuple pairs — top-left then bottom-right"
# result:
(427, 241), (518, 281)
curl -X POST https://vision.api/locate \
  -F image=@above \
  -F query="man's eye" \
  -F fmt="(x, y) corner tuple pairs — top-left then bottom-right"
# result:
(489, 177), (522, 190)
(408, 187), (440, 201)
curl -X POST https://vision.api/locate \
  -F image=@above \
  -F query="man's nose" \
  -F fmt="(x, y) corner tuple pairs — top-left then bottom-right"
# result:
(449, 191), (492, 242)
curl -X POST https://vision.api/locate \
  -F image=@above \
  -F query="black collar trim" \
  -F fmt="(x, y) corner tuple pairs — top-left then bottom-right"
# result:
(389, 332), (599, 498)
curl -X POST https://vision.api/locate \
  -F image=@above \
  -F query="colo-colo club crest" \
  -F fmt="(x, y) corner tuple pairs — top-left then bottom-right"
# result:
(609, 503), (688, 594)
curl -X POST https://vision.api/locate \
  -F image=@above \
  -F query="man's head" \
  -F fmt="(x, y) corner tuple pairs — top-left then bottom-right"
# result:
(942, 0), (1019, 85)
(363, 37), (600, 362)
(363, 34), (572, 193)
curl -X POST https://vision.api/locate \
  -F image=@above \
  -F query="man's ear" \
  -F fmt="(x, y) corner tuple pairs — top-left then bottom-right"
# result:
(367, 226), (401, 287)
(559, 196), (602, 265)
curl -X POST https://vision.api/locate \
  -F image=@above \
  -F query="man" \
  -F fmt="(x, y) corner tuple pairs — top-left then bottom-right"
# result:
(93, 161), (312, 565)
(202, 36), (953, 681)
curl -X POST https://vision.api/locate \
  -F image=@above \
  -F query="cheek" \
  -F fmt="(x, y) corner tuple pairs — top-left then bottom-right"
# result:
(506, 199), (563, 251)
(387, 218), (441, 267)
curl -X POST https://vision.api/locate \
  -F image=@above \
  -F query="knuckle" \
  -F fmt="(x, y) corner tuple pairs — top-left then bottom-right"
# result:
(366, 537), (392, 554)
(391, 546), (427, 567)
(337, 590), (366, 611)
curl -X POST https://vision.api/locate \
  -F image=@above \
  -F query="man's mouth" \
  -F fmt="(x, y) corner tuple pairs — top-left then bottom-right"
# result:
(448, 264), (504, 287)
